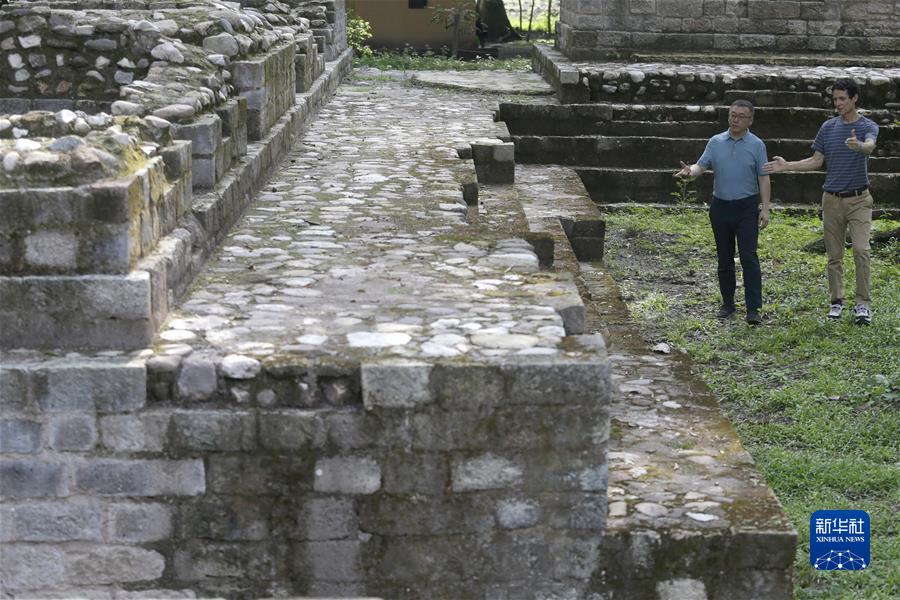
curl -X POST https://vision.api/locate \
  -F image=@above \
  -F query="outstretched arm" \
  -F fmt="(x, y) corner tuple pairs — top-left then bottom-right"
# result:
(674, 160), (706, 178)
(763, 151), (824, 174)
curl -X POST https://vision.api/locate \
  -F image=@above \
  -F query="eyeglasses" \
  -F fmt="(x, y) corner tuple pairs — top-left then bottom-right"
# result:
(729, 113), (752, 120)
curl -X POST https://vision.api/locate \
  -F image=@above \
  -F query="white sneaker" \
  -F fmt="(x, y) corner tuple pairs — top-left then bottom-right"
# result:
(853, 304), (871, 325)
(827, 303), (844, 320)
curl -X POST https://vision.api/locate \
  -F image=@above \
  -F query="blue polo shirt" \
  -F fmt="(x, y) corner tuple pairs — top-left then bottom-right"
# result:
(812, 115), (878, 192)
(697, 130), (769, 201)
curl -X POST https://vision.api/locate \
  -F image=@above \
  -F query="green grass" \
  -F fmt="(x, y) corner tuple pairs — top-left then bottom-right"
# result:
(603, 207), (900, 599)
(353, 49), (531, 72)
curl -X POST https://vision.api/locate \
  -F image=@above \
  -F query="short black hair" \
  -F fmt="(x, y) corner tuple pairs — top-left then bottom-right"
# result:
(832, 78), (860, 99)
(730, 99), (755, 115)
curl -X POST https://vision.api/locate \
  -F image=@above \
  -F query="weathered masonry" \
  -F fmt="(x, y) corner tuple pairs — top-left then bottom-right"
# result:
(558, 0), (900, 59)
(1, 1), (614, 599)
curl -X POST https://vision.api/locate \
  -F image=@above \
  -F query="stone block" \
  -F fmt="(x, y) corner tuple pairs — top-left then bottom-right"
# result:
(301, 540), (363, 583)
(174, 541), (275, 581)
(24, 231), (77, 270)
(172, 114), (222, 156)
(170, 410), (256, 452)
(0, 501), (102, 542)
(471, 140), (515, 184)
(108, 502), (173, 543)
(657, 578), (708, 600)
(0, 419), (41, 453)
(259, 410), (326, 450)
(47, 414), (97, 451)
(503, 360), (610, 406)
(75, 459), (205, 497)
(100, 413), (168, 452)
(176, 354), (218, 401)
(34, 360), (146, 412)
(314, 456), (380, 494)
(451, 454), (523, 492)
(361, 361), (433, 409)
(496, 500), (542, 529)
(0, 460), (67, 498)
(0, 366), (30, 411)
(300, 496), (358, 541)
(190, 155), (218, 190)
(381, 452), (447, 495)
(177, 497), (270, 541)
(206, 454), (313, 496)
(0, 545), (65, 591)
(0, 270), (165, 350)
(65, 546), (165, 584)
(429, 364), (504, 411)
(232, 59), (266, 89)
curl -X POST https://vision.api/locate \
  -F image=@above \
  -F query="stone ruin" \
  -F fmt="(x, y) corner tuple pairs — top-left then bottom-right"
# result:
(0, 0), (348, 349)
(557, 0), (900, 59)
(0, 0), (896, 599)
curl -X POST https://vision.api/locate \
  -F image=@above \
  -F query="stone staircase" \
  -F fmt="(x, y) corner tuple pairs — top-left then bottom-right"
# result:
(524, 44), (900, 212)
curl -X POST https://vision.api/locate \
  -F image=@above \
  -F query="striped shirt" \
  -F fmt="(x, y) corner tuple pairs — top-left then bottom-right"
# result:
(697, 130), (769, 201)
(812, 115), (879, 192)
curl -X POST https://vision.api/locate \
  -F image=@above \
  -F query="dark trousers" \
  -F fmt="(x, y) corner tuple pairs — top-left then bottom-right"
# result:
(709, 195), (762, 311)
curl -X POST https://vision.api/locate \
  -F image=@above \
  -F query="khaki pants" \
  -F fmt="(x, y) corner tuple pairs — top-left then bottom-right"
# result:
(822, 190), (873, 305)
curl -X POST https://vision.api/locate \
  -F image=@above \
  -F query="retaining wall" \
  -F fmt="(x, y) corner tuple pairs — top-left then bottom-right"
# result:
(0, 335), (611, 598)
(559, 0), (900, 59)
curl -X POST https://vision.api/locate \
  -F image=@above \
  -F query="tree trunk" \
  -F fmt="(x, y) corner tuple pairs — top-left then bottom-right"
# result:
(547, 0), (553, 35)
(526, 0), (535, 41)
(477, 0), (522, 43)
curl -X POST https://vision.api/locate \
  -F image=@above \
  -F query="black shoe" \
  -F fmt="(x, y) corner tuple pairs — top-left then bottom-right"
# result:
(716, 305), (736, 319)
(746, 310), (762, 325)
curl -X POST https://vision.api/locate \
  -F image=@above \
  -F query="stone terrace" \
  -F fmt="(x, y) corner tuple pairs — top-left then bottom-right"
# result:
(525, 44), (900, 210)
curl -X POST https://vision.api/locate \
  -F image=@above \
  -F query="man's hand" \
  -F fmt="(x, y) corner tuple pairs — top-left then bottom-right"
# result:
(762, 156), (786, 174)
(845, 128), (860, 151)
(759, 207), (770, 230)
(674, 161), (692, 178)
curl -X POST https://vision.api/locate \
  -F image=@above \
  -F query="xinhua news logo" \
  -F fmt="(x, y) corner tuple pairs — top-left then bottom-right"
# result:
(810, 509), (870, 570)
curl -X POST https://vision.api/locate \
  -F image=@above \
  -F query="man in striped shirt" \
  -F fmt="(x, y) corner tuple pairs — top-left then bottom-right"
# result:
(763, 78), (878, 325)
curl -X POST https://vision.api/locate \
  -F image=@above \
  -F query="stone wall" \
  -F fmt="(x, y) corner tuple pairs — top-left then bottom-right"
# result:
(0, 0), (352, 351)
(0, 345), (611, 597)
(232, 41), (296, 141)
(558, 0), (900, 59)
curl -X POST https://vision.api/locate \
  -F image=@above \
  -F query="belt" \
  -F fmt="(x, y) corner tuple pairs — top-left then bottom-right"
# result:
(827, 186), (869, 198)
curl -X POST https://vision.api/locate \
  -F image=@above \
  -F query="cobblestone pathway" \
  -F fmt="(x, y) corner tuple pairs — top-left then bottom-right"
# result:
(160, 73), (572, 363)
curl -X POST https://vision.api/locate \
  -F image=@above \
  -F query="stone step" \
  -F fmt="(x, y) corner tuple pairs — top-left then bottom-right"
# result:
(575, 167), (900, 207)
(629, 51), (900, 69)
(513, 136), (900, 172)
(724, 88), (830, 108)
(498, 102), (900, 139)
(533, 43), (900, 109)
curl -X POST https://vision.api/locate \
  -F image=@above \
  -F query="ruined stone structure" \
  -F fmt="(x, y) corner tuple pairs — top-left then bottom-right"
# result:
(4, 0), (891, 598)
(558, 0), (900, 59)
(535, 1), (900, 210)
(1, 2), (617, 598)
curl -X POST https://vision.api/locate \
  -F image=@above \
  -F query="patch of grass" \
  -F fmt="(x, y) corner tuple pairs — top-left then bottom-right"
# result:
(354, 48), (531, 72)
(604, 208), (900, 599)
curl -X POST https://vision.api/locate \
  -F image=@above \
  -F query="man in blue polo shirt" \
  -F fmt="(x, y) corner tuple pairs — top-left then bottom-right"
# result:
(676, 99), (771, 325)
(763, 78), (878, 325)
